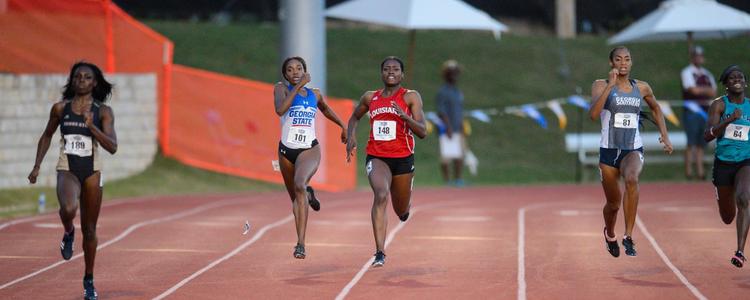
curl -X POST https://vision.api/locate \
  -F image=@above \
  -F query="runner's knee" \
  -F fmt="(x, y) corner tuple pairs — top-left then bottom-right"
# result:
(293, 181), (307, 196)
(81, 224), (97, 241)
(737, 191), (750, 210)
(374, 190), (389, 205)
(624, 174), (639, 188)
(59, 204), (78, 218)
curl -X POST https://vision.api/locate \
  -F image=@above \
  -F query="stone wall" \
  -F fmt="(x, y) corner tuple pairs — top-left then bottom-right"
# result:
(0, 73), (158, 188)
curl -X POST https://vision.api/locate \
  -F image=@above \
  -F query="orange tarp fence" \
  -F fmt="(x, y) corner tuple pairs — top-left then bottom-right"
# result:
(167, 65), (356, 191)
(0, 0), (173, 147)
(0, 0), (355, 191)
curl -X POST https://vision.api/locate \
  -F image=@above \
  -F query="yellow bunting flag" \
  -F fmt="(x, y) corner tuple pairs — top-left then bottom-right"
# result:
(657, 100), (680, 126)
(546, 100), (567, 130)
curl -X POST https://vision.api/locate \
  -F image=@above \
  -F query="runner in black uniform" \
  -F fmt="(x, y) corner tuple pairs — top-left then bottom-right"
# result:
(28, 62), (117, 300)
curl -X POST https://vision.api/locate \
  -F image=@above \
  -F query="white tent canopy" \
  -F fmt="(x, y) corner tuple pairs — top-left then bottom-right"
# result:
(326, 0), (508, 39)
(609, 0), (750, 44)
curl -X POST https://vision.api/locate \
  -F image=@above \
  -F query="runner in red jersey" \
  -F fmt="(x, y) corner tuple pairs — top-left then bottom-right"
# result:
(346, 56), (427, 267)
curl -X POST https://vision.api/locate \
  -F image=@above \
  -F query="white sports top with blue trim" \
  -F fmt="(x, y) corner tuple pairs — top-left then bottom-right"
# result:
(600, 79), (643, 150)
(280, 85), (318, 149)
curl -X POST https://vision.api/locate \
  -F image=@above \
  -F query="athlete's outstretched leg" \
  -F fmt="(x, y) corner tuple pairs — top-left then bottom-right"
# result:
(291, 146), (321, 247)
(79, 172), (102, 276)
(716, 186), (736, 224)
(56, 171), (80, 233)
(734, 167), (750, 253)
(57, 171), (80, 260)
(620, 152), (643, 237)
(599, 164), (621, 239)
(278, 152), (310, 258)
(390, 173), (413, 221)
(367, 158), (392, 253)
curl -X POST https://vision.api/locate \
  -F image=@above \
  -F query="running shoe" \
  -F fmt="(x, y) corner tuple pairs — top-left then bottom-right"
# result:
(603, 227), (619, 257)
(399, 212), (410, 222)
(622, 235), (637, 256)
(293, 243), (306, 259)
(372, 251), (386, 267)
(61, 229), (74, 260)
(83, 277), (97, 300)
(306, 186), (320, 212)
(731, 251), (746, 268)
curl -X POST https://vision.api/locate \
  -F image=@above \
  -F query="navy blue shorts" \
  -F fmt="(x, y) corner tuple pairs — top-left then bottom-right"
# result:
(712, 158), (750, 187)
(278, 139), (318, 164)
(366, 154), (415, 176)
(599, 147), (643, 169)
(683, 108), (708, 147)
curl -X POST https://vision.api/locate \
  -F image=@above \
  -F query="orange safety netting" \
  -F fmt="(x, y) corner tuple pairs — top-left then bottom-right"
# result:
(0, 0), (173, 147)
(168, 65), (356, 191)
(0, 0), (355, 191)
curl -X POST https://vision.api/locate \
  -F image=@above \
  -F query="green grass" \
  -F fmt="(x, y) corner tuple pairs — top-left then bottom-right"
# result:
(3, 20), (745, 219)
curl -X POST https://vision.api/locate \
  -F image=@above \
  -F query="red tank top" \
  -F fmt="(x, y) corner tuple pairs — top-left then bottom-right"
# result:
(366, 87), (415, 158)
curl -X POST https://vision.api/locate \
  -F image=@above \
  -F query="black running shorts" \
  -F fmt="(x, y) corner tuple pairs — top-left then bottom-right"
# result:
(278, 139), (319, 164)
(712, 158), (750, 187)
(599, 147), (643, 169)
(365, 154), (415, 176)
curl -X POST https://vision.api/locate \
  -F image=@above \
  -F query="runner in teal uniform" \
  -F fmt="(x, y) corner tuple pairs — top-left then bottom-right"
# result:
(704, 65), (750, 267)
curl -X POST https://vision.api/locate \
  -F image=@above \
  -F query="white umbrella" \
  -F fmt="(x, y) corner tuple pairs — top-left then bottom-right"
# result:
(326, 0), (508, 81)
(609, 0), (750, 49)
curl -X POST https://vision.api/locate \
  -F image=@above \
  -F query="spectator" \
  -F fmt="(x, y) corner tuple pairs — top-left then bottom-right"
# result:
(436, 59), (466, 186)
(681, 45), (717, 180)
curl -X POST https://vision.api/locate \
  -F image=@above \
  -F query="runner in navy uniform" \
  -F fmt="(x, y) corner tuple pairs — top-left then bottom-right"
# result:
(590, 47), (673, 258)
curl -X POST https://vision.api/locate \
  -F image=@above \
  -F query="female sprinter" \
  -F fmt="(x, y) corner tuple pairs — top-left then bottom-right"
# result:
(28, 61), (117, 300)
(704, 65), (750, 267)
(590, 47), (673, 258)
(346, 56), (427, 267)
(274, 56), (347, 259)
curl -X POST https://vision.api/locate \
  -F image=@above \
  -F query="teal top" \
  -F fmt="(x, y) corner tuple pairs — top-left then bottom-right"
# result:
(715, 96), (750, 162)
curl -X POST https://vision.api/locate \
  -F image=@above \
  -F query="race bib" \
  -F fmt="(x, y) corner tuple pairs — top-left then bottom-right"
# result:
(373, 121), (396, 141)
(724, 124), (750, 141)
(286, 127), (313, 147)
(614, 113), (638, 129)
(63, 134), (93, 157)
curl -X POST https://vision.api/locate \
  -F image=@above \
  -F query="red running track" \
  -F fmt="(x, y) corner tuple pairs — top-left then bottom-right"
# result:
(0, 183), (748, 299)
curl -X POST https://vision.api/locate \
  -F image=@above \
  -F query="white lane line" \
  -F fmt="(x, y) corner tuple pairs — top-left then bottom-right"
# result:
(335, 213), (411, 300)
(335, 201), (457, 300)
(0, 198), (246, 290)
(517, 206), (526, 300)
(0, 195), (172, 231)
(635, 216), (707, 300)
(152, 215), (293, 300)
(0, 215), (47, 231)
(518, 202), (569, 300)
